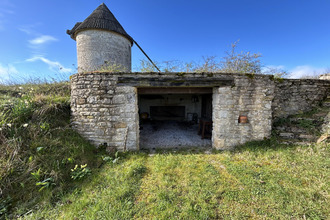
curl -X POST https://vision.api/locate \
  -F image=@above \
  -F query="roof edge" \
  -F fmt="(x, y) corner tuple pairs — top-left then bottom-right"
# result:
(71, 28), (134, 45)
(66, 3), (133, 44)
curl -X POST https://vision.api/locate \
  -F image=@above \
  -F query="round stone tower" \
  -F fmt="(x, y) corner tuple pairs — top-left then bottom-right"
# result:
(67, 3), (133, 73)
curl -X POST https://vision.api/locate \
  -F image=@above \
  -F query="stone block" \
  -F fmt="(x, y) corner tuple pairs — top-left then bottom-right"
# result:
(116, 86), (135, 93)
(279, 132), (294, 139)
(112, 94), (126, 104)
(113, 133), (125, 142)
(299, 134), (314, 140)
(100, 98), (112, 104)
(114, 122), (127, 129)
(213, 138), (225, 150)
(217, 110), (229, 118)
(99, 108), (109, 112)
(126, 141), (138, 151)
(126, 93), (137, 104)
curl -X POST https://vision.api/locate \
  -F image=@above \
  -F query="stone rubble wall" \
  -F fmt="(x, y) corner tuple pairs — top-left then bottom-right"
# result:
(71, 72), (330, 151)
(71, 72), (139, 151)
(212, 75), (275, 149)
(273, 79), (330, 118)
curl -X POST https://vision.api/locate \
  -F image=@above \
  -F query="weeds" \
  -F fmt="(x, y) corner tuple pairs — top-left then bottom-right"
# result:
(36, 177), (56, 191)
(273, 106), (328, 138)
(71, 164), (91, 180)
(0, 197), (12, 216)
(0, 82), (105, 218)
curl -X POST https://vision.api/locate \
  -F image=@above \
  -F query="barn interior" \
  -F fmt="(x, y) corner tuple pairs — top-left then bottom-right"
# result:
(138, 87), (213, 149)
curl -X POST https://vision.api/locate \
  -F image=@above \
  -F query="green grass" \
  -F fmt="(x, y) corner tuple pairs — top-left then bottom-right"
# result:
(1, 82), (329, 219)
(18, 141), (329, 220)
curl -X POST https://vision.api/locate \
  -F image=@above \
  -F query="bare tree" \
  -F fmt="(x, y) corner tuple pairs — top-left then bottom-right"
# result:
(193, 56), (221, 73)
(263, 66), (290, 78)
(220, 41), (262, 74)
(138, 59), (160, 72)
(138, 40), (264, 74)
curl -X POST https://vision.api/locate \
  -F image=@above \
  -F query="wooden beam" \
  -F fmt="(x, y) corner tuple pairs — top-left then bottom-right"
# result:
(138, 87), (213, 94)
(117, 76), (233, 87)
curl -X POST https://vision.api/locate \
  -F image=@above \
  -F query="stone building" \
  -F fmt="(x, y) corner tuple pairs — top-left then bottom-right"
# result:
(68, 3), (330, 151)
(67, 3), (133, 73)
(319, 73), (330, 80)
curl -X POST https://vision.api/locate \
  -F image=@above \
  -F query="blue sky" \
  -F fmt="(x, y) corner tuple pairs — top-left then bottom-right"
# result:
(0, 0), (329, 82)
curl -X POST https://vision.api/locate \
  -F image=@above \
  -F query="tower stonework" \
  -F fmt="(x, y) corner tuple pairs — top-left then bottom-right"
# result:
(67, 3), (133, 73)
(76, 30), (131, 72)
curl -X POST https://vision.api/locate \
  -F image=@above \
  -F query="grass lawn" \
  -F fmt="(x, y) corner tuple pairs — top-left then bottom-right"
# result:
(0, 83), (328, 219)
(22, 141), (329, 219)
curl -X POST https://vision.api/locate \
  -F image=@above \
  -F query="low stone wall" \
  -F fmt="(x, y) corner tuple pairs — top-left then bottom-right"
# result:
(273, 79), (330, 118)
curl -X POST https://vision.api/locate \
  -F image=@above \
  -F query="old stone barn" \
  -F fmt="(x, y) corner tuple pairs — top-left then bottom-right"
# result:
(68, 3), (330, 151)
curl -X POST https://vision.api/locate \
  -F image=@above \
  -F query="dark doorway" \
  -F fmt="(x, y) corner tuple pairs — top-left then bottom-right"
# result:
(201, 94), (212, 119)
(138, 87), (213, 149)
(150, 106), (185, 120)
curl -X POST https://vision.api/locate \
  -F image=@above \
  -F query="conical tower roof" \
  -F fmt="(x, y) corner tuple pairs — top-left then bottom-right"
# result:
(67, 3), (133, 44)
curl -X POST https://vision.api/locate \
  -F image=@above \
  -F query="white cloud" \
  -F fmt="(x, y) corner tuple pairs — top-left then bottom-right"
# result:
(0, 63), (19, 83)
(19, 27), (33, 35)
(289, 65), (326, 79)
(0, 4), (15, 31)
(0, 0), (15, 7)
(26, 56), (72, 74)
(18, 23), (42, 35)
(0, 11), (11, 31)
(0, 9), (14, 16)
(262, 65), (286, 74)
(29, 35), (57, 45)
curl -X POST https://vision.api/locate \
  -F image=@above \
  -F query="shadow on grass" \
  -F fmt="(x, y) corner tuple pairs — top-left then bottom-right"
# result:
(140, 137), (307, 156)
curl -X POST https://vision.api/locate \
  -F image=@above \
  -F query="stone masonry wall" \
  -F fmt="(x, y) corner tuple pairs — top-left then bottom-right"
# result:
(71, 72), (139, 151)
(273, 79), (330, 118)
(71, 72), (329, 151)
(76, 30), (132, 73)
(212, 75), (275, 150)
